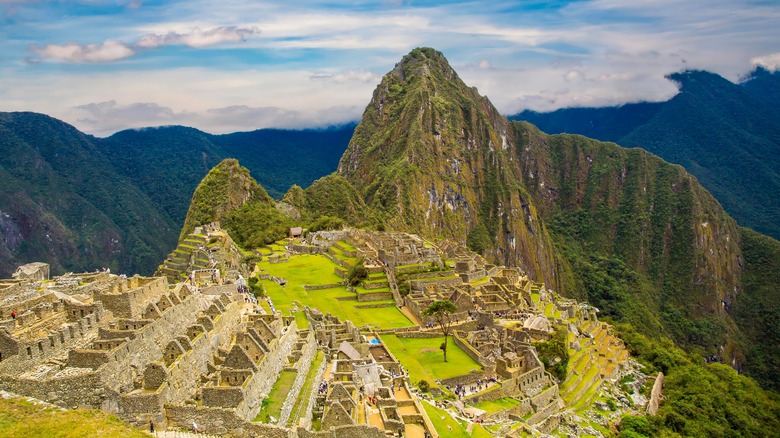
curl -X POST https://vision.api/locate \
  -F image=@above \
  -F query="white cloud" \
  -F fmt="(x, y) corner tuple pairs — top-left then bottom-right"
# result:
(750, 52), (780, 71)
(32, 40), (134, 63)
(309, 70), (381, 84)
(31, 26), (261, 63)
(136, 26), (260, 49)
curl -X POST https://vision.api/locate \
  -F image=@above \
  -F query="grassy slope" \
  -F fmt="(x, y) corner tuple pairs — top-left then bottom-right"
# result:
(254, 370), (298, 423)
(0, 397), (149, 438)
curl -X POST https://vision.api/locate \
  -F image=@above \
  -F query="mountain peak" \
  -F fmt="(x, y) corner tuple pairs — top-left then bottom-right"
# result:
(389, 47), (461, 87)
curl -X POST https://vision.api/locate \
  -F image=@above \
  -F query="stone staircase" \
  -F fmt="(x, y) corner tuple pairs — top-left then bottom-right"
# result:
(156, 233), (211, 283)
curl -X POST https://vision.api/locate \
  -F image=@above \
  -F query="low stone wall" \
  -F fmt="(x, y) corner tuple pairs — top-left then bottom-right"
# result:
(278, 331), (317, 425)
(165, 404), (290, 437)
(453, 332), (483, 365)
(335, 296), (356, 301)
(297, 424), (387, 438)
(0, 370), (109, 410)
(295, 351), (327, 430)
(526, 399), (560, 425)
(289, 244), (326, 255)
(303, 283), (343, 291)
(409, 277), (461, 290)
(396, 331), (441, 339)
(463, 384), (504, 404)
(486, 398), (532, 421)
(401, 270), (456, 280)
(440, 371), (485, 388)
(354, 303), (395, 309)
(356, 292), (393, 302)
(531, 384), (558, 409)
(360, 281), (389, 290)
(235, 322), (299, 421)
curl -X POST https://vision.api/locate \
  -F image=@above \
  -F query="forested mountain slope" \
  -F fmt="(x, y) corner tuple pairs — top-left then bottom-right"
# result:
(513, 68), (780, 240)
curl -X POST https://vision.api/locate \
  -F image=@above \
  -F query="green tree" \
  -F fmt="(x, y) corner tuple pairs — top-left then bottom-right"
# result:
(423, 300), (458, 362)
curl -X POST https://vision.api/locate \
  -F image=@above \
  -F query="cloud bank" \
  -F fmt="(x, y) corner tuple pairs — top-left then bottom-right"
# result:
(32, 26), (261, 63)
(2, 0), (779, 134)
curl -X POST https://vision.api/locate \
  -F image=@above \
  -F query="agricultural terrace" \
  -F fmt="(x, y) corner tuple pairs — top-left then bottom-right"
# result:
(379, 334), (481, 389)
(256, 254), (413, 329)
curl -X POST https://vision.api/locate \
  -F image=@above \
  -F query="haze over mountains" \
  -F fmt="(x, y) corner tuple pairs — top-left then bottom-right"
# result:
(1, 48), (779, 401)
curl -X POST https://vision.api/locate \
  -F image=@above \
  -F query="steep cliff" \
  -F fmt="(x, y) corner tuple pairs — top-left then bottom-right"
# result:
(514, 122), (744, 360)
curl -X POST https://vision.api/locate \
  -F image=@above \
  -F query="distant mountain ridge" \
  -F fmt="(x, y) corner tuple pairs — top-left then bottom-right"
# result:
(512, 67), (780, 239)
(0, 112), (353, 277)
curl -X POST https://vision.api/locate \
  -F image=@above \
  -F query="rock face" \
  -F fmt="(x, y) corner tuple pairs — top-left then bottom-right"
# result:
(338, 48), (559, 286)
(337, 47), (777, 383)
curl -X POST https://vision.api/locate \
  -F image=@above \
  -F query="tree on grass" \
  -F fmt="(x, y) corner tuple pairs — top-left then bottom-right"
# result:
(423, 299), (457, 362)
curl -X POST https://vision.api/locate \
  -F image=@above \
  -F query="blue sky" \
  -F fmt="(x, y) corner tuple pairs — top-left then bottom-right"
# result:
(1, 0), (779, 136)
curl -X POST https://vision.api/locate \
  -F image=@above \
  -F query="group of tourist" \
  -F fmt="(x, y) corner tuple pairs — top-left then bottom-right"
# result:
(317, 380), (329, 395)
(448, 375), (499, 399)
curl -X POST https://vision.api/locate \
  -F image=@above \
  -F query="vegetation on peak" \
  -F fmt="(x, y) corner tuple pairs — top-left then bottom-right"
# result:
(338, 47), (557, 285)
(179, 158), (269, 240)
(303, 173), (372, 227)
(282, 185), (306, 211)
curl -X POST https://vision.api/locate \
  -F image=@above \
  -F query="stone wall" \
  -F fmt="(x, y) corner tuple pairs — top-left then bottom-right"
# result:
(278, 330), (317, 425)
(303, 284), (343, 291)
(440, 371), (486, 388)
(289, 244), (326, 255)
(295, 353), (327, 430)
(297, 424), (387, 438)
(356, 292), (393, 302)
(526, 399), (560, 426)
(97, 290), (230, 396)
(530, 384), (558, 409)
(165, 404), (290, 437)
(235, 322), (299, 421)
(354, 303), (395, 309)
(94, 276), (168, 318)
(0, 309), (102, 375)
(647, 372), (664, 415)
(0, 370), (109, 409)
(453, 331), (484, 365)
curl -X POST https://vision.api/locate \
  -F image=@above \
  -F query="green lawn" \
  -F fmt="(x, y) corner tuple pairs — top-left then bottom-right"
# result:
(335, 240), (356, 251)
(293, 311), (309, 329)
(379, 335), (480, 387)
(258, 254), (413, 329)
(474, 397), (520, 414)
(422, 402), (493, 438)
(255, 370), (298, 423)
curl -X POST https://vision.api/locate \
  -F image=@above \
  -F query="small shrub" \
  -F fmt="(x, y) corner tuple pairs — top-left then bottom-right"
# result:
(417, 379), (430, 393)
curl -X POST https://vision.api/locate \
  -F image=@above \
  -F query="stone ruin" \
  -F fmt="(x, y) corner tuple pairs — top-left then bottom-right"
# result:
(0, 228), (634, 437)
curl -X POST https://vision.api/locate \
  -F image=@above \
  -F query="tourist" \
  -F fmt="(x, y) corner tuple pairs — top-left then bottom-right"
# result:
(149, 420), (154, 433)
(10, 310), (16, 320)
